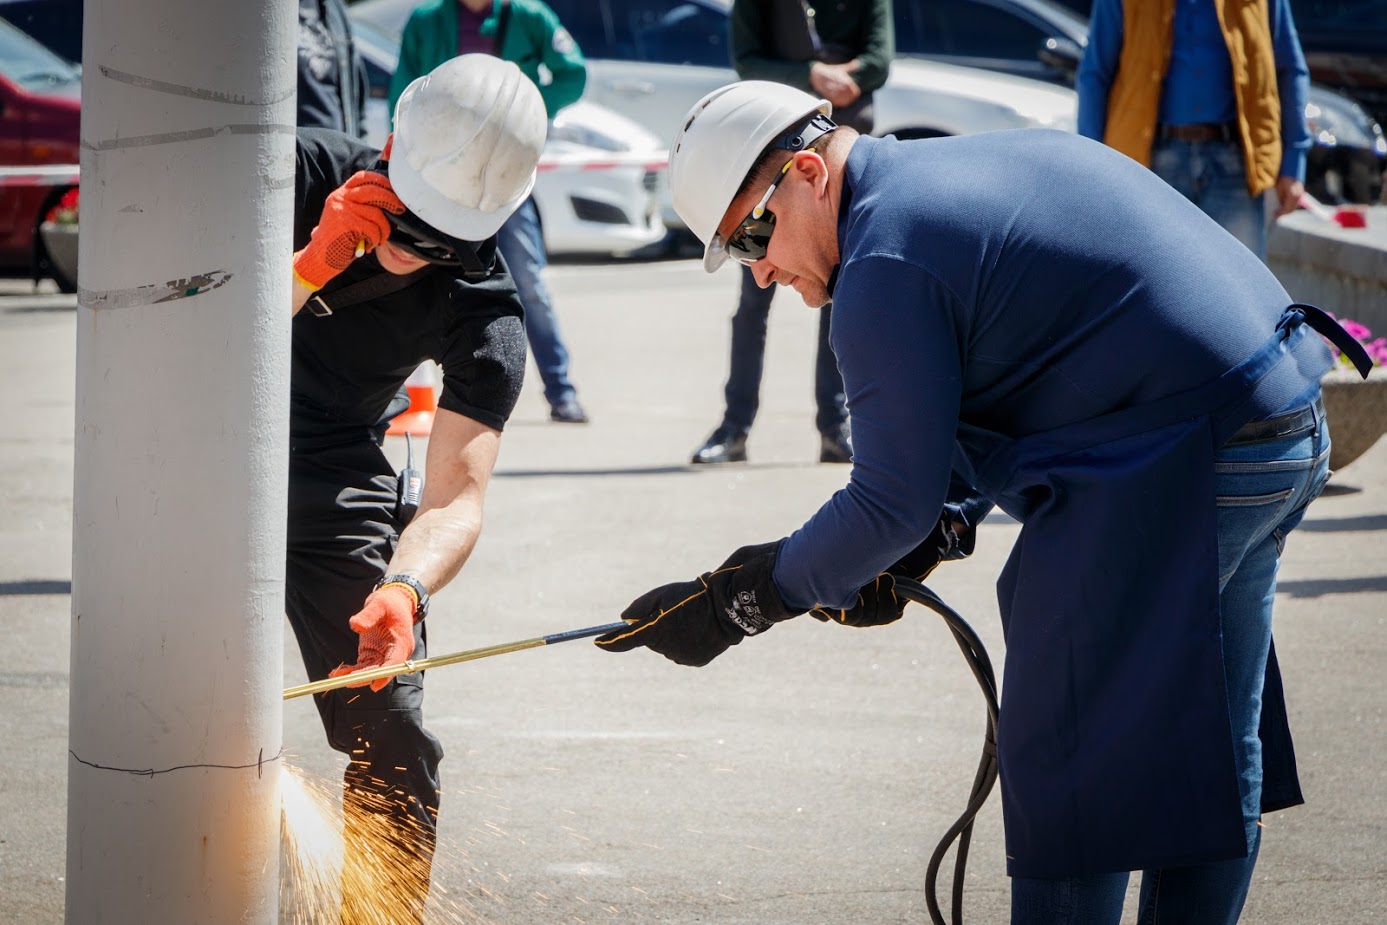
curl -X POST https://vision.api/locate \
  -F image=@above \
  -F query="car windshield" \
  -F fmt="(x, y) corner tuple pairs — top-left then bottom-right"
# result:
(0, 17), (79, 89)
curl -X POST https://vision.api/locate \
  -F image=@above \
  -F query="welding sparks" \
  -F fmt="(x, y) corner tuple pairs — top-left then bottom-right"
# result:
(279, 764), (345, 925)
(280, 764), (499, 925)
(279, 763), (635, 923)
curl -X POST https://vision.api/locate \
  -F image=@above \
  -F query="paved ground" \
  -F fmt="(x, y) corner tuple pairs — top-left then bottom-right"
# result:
(1, 261), (1383, 924)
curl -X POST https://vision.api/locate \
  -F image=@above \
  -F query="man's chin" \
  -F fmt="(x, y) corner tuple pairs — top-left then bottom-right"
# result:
(795, 285), (831, 309)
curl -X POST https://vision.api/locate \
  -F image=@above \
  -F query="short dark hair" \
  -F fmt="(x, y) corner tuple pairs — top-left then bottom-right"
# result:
(733, 122), (853, 204)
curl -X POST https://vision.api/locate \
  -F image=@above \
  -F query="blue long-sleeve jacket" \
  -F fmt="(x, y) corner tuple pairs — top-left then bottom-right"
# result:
(772, 131), (1328, 611)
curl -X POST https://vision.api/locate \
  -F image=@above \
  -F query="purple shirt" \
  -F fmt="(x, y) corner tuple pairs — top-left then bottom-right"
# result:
(456, 3), (491, 56)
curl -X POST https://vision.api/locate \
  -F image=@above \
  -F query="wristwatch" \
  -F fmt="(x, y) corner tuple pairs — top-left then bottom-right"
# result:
(375, 573), (430, 622)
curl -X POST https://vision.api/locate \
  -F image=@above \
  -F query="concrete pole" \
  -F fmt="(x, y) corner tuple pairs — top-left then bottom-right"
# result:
(66, 1), (295, 922)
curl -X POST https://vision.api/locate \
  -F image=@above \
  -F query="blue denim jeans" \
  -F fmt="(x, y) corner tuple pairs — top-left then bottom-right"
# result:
(496, 196), (577, 406)
(1011, 403), (1331, 925)
(721, 264), (848, 435)
(1151, 138), (1268, 260)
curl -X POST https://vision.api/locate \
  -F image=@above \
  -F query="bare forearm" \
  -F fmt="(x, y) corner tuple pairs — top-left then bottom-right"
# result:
(386, 501), (484, 595)
(382, 408), (502, 599)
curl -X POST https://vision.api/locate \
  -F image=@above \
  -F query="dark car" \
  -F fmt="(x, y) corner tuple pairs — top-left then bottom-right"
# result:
(893, 0), (1386, 204)
(893, 0), (1087, 86)
(1292, 0), (1387, 131)
(0, 15), (79, 290)
(0, 0), (79, 63)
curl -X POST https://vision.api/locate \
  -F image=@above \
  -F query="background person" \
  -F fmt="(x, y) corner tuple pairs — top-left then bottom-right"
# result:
(598, 81), (1371, 924)
(389, 0), (592, 423)
(296, 0), (368, 138)
(689, 0), (893, 465)
(1077, 0), (1312, 261)
(288, 55), (547, 923)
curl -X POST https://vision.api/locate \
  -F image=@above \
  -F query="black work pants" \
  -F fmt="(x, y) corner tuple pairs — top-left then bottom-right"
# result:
(722, 264), (848, 436)
(285, 439), (442, 922)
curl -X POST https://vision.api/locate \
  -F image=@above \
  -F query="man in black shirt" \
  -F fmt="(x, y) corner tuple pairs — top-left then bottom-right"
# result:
(286, 55), (548, 922)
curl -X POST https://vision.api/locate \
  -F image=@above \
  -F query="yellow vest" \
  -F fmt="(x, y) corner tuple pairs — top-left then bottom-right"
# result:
(1103, 0), (1282, 196)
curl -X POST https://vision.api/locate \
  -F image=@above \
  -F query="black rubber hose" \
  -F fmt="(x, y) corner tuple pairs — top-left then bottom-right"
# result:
(891, 578), (1001, 925)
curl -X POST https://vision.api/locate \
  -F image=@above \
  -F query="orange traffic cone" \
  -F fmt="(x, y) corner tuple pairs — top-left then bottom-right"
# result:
(387, 363), (439, 436)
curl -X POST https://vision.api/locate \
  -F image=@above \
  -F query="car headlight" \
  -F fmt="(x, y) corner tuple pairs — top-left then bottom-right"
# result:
(547, 117), (632, 153)
(1305, 91), (1384, 152)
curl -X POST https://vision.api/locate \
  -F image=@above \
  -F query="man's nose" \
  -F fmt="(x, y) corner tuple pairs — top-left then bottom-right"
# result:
(751, 261), (778, 288)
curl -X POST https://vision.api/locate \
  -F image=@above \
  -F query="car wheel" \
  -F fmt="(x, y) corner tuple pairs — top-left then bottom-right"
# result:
(36, 228), (78, 294)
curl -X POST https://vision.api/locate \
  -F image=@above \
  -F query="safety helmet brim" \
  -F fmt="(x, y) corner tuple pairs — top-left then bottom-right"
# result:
(389, 156), (536, 243)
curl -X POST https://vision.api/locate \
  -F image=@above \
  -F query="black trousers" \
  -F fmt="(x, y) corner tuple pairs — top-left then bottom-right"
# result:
(722, 264), (848, 436)
(285, 439), (443, 921)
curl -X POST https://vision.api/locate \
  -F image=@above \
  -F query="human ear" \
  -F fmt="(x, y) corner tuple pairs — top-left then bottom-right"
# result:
(791, 150), (829, 196)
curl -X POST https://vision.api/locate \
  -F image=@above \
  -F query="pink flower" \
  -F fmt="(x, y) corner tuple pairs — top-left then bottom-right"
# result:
(1340, 320), (1372, 341)
(1322, 315), (1383, 369)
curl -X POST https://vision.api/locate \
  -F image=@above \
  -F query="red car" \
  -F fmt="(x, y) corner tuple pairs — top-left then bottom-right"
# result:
(0, 16), (79, 291)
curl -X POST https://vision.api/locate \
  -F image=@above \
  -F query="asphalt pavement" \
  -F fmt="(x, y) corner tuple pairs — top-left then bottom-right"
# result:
(1, 260), (1383, 924)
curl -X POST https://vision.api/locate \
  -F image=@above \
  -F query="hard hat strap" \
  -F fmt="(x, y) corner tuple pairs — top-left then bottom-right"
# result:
(765, 112), (838, 158)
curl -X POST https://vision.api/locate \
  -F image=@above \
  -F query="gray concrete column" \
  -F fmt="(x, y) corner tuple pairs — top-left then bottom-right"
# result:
(66, 1), (295, 921)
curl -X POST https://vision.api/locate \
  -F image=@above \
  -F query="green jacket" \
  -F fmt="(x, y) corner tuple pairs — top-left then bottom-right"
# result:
(730, 0), (893, 95)
(388, 0), (586, 120)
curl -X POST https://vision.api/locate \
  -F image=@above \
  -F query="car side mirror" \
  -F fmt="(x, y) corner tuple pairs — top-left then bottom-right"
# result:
(1037, 36), (1082, 78)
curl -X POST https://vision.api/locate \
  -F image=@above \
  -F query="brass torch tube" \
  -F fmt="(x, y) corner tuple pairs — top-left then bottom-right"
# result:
(283, 621), (627, 700)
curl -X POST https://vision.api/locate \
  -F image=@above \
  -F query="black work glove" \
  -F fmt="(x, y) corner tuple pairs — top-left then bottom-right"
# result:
(892, 510), (965, 583)
(596, 541), (802, 666)
(810, 572), (907, 627)
(810, 511), (969, 628)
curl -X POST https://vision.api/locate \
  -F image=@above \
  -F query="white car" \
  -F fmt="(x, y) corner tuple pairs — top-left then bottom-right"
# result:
(350, 13), (668, 257)
(546, 0), (1075, 141)
(354, 0), (1077, 228)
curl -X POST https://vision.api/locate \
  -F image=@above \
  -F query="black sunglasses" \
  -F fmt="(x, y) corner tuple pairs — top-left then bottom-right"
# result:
(386, 209), (464, 266)
(383, 207), (496, 281)
(724, 156), (796, 264)
(369, 161), (494, 279)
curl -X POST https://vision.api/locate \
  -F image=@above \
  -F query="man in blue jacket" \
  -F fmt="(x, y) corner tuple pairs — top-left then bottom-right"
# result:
(597, 82), (1371, 924)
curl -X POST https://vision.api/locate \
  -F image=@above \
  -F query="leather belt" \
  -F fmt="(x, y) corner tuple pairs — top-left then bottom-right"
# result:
(1157, 122), (1238, 143)
(1224, 396), (1323, 446)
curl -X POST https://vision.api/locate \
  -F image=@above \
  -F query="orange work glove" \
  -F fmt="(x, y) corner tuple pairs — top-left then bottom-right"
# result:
(293, 170), (406, 292)
(328, 584), (418, 692)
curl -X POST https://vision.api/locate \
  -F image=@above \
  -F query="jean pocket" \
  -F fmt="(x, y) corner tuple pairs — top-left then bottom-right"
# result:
(1215, 487), (1296, 507)
(1215, 487), (1299, 581)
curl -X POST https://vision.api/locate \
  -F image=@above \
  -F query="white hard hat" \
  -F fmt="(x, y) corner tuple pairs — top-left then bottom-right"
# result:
(390, 54), (548, 242)
(669, 81), (831, 272)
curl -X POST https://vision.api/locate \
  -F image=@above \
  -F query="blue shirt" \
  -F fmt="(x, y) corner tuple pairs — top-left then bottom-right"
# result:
(1076, 0), (1311, 181)
(771, 132), (1329, 611)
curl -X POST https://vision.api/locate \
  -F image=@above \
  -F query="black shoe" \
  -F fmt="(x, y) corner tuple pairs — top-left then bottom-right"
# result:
(819, 424), (853, 464)
(550, 398), (590, 424)
(691, 428), (748, 464)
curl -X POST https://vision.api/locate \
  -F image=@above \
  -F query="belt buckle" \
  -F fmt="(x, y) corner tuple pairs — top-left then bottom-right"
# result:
(307, 295), (333, 317)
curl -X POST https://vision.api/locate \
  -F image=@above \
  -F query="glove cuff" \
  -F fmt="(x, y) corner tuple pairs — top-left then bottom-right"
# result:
(375, 573), (429, 622)
(711, 542), (799, 636)
(292, 249), (333, 293)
